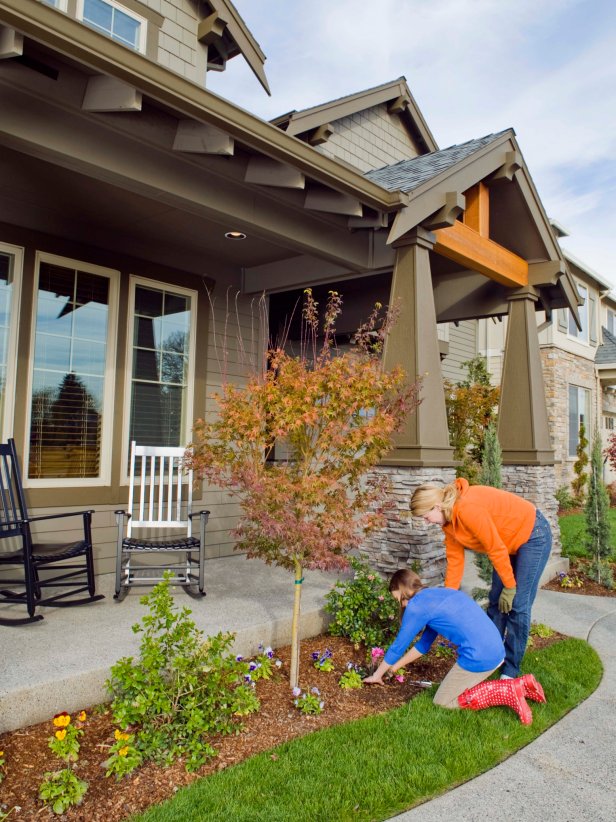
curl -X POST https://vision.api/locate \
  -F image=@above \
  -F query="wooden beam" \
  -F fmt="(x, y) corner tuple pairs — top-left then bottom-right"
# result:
(197, 12), (227, 45)
(306, 123), (334, 146)
(434, 221), (528, 287)
(304, 189), (362, 217)
(463, 182), (489, 236)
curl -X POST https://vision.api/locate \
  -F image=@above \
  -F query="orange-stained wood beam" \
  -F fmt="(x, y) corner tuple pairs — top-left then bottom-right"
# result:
(434, 220), (528, 287)
(463, 182), (490, 237)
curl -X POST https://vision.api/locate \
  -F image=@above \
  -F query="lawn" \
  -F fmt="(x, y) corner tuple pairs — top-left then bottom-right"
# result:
(559, 509), (616, 558)
(135, 638), (602, 822)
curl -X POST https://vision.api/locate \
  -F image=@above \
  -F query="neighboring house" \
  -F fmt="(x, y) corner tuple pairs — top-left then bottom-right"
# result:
(0, 0), (581, 584)
(473, 221), (616, 495)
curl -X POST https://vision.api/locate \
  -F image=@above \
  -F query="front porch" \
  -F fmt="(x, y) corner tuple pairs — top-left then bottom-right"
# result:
(0, 555), (343, 734)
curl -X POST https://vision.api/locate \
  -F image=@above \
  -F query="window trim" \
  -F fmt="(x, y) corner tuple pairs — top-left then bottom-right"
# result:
(76, 0), (148, 54)
(41, 0), (69, 11)
(24, 252), (120, 488)
(568, 283), (589, 344)
(0, 242), (24, 441)
(121, 276), (198, 485)
(568, 383), (591, 459)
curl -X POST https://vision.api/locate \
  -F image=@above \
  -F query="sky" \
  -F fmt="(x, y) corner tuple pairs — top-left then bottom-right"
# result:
(207, 0), (616, 285)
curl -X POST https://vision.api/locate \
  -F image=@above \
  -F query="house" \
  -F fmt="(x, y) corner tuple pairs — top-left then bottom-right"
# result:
(0, 0), (581, 585)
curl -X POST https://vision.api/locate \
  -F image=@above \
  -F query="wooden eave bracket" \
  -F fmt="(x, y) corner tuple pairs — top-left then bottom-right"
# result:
(173, 120), (234, 155)
(198, 12), (228, 45)
(304, 123), (334, 146)
(488, 150), (523, 184)
(304, 189), (363, 217)
(423, 191), (466, 230)
(244, 156), (305, 188)
(0, 25), (23, 58)
(82, 76), (142, 112)
(348, 210), (388, 229)
(387, 95), (409, 115)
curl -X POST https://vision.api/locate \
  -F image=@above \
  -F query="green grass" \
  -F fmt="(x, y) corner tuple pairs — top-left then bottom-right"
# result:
(558, 509), (616, 558)
(134, 639), (602, 822)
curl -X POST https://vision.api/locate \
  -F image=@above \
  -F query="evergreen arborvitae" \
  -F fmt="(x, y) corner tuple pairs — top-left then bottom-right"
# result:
(474, 420), (502, 589)
(479, 421), (502, 489)
(572, 420), (589, 502)
(585, 431), (611, 584)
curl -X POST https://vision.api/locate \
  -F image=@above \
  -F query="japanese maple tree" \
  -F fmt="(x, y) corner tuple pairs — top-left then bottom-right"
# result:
(186, 290), (420, 687)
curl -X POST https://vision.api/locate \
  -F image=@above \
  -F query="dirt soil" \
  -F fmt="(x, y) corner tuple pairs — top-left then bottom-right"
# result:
(0, 631), (564, 821)
(543, 557), (616, 598)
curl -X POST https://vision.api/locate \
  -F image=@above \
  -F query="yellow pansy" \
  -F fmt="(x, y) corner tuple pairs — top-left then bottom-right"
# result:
(114, 730), (130, 742)
(118, 746), (129, 757)
(77, 711), (87, 722)
(55, 729), (67, 741)
(53, 712), (71, 728)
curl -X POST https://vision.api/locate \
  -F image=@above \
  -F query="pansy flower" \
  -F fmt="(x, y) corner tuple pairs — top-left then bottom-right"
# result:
(55, 729), (67, 741)
(53, 712), (71, 728)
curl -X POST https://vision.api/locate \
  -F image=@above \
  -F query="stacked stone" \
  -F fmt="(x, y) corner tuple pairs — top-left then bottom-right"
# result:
(361, 466), (456, 586)
(501, 464), (561, 555)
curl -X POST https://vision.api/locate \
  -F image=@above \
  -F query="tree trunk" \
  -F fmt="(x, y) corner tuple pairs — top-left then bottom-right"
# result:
(289, 562), (303, 689)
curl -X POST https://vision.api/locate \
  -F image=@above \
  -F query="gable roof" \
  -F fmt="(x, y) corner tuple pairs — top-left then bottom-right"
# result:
(203, 0), (270, 94)
(364, 131), (508, 192)
(596, 327), (616, 365)
(272, 77), (438, 153)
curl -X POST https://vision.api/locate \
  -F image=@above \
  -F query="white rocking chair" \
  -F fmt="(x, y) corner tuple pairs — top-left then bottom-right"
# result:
(114, 442), (209, 600)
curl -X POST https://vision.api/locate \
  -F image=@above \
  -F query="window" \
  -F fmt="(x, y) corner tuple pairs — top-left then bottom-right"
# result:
(568, 284), (588, 342)
(0, 243), (23, 440)
(27, 255), (118, 484)
(41, 0), (68, 10)
(78, 0), (146, 52)
(605, 416), (615, 431)
(124, 280), (196, 459)
(568, 385), (591, 457)
(607, 309), (615, 336)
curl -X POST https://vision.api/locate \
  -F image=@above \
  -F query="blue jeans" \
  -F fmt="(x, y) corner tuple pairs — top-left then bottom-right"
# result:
(487, 509), (552, 678)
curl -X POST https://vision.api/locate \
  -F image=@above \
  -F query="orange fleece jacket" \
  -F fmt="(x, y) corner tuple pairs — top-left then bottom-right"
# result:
(442, 478), (536, 590)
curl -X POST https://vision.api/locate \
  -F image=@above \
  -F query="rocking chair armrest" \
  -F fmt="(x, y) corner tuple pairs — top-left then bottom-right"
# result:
(188, 509), (211, 520)
(26, 509), (95, 524)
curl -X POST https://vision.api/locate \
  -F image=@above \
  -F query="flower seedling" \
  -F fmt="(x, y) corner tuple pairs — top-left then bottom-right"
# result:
(339, 663), (363, 690)
(432, 640), (457, 660)
(39, 710), (88, 814)
(293, 687), (324, 715)
(105, 730), (143, 781)
(312, 648), (335, 672)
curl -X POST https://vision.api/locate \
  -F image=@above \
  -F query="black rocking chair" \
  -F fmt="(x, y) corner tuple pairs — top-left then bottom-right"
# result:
(0, 438), (104, 626)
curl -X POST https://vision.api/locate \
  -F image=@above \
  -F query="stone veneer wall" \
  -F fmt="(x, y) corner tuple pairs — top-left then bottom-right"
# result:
(362, 464), (562, 585)
(362, 466), (456, 586)
(541, 346), (597, 489)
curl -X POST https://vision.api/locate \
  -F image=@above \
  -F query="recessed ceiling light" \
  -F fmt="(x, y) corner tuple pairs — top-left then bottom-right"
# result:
(225, 231), (247, 240)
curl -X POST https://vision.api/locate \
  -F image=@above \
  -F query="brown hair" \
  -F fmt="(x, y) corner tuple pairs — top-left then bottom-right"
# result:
(389, 569), (424, 602)
(410, 482), (460, 522)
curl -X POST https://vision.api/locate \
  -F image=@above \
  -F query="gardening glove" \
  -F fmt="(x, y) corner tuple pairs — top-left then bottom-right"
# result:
(498, 586), (516, 614)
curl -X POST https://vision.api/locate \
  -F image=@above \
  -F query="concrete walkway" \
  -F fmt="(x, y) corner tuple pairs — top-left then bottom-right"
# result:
(0, 555), (342, 733)
(393, 589), (616, 822)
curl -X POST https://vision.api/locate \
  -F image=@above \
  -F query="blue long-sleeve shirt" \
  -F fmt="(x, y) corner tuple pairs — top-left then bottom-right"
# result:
(384, 588), (504, 673)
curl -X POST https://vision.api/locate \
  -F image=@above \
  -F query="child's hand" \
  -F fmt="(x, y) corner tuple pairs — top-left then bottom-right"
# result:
(363, 674), (384, 685)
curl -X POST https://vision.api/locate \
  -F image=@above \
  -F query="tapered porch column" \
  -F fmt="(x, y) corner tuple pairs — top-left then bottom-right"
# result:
(381, 227), (454, 466)
(498, 287), (554, 464)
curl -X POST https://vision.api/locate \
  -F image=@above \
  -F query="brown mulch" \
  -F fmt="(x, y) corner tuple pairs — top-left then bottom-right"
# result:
(0, 630), (564, 821)
(543, 557), (616, 597)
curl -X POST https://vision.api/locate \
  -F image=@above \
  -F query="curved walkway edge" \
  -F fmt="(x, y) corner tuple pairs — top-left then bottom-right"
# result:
(391, 589), (616, 822)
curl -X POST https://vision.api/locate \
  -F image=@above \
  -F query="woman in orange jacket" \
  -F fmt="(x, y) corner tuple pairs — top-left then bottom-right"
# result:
(410, 478), (552, 679)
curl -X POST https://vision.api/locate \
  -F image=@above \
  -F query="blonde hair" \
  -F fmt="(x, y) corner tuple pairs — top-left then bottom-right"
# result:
(410, 482), (459, 522)
(389, 569), (424, 602)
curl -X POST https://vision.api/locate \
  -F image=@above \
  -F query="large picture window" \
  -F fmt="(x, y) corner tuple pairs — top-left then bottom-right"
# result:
(126, 280), (196, 454)
(568, 384), (591, 457)
(27, 256), (118, 483)
(0, 243), (23, 441)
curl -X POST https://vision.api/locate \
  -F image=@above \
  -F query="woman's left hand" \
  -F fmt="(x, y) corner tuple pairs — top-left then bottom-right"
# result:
(363, 674), (384, 685)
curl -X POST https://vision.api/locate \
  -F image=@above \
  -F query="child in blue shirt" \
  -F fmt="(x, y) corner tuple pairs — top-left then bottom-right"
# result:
(364, 569), (545, 724)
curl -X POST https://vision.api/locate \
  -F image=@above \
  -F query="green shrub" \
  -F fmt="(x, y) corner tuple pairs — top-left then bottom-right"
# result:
(555, 485), (577, 512)
(106, 575), (259, 772)
(325, 556), (399, 649)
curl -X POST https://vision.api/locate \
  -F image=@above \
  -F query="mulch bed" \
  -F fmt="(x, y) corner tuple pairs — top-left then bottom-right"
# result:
(542, 557), (616, 598)
(0, 630), (563, 821)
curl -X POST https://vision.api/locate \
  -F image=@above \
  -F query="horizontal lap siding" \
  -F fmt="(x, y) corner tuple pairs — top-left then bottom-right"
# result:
(440, 321), (478, 383)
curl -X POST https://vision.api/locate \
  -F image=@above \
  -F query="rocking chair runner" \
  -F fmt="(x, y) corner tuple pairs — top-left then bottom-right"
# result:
(0, 439), (104, 626)
(114, 442), (209, 600)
